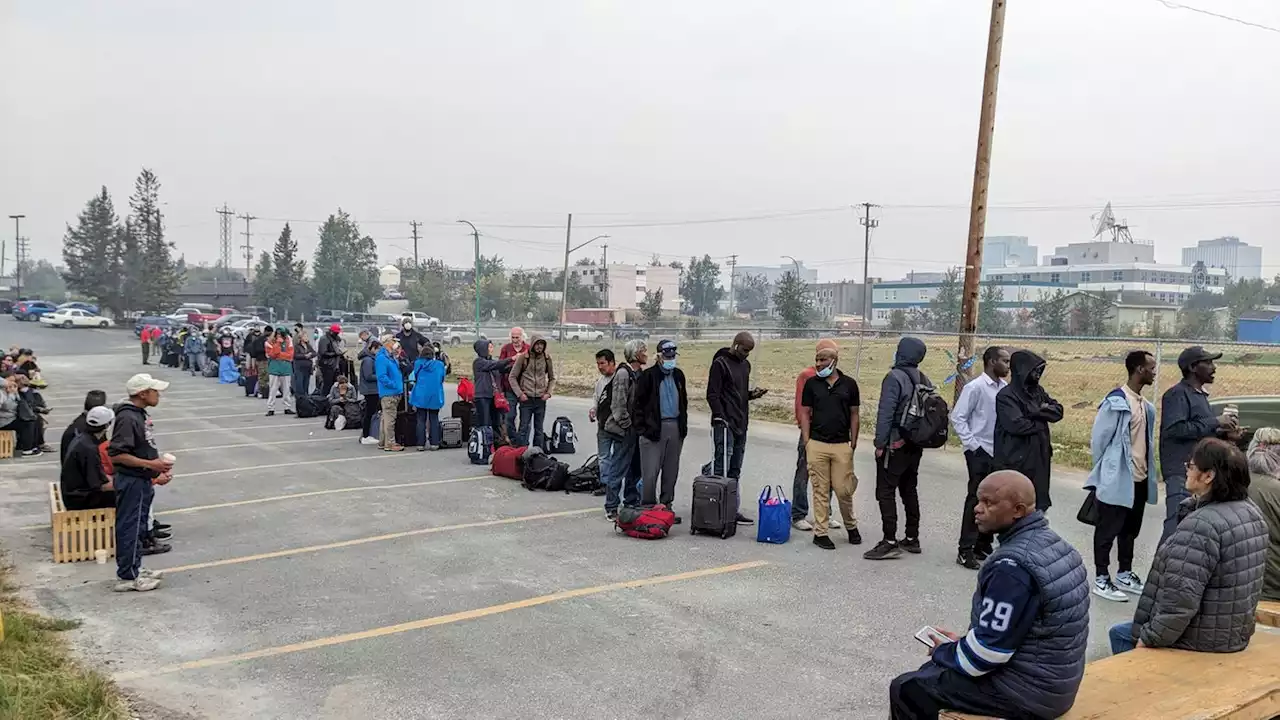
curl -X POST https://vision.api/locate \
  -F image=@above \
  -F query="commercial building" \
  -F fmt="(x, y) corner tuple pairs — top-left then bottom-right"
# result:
(984, 236), (1039, 268)
(808, 280), (871, 319)
(568, 263), (681, 314)
(1182, 237), (1263, 280)
(1237, 310), (1280, 344)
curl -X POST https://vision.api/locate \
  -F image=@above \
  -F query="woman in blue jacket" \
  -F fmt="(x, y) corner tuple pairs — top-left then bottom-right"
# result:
(409, 343), (447, 450)
(1085, 350), (1159, 602)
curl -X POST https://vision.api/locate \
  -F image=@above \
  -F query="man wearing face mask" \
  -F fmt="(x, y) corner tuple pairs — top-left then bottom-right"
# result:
(396, 318), (428, 364)
(703, 331), (767, 525)
(798, 345), (862, 549)
(633, 339), (689, 520)
(993, 350), (1064, 512)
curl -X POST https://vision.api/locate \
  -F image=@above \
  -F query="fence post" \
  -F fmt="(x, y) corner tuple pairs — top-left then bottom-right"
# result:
(1152, 339), (1163, 412)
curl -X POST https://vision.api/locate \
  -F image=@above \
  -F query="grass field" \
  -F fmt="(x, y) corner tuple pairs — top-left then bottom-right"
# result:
(477, 335), (1280, 469)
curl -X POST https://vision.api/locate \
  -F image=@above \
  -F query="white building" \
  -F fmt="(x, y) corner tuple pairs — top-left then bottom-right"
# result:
(733, 262), (818, 286)
(984, 235), (1039, 268)
(569, 263), (681, 314)
(379, 265), (401, 289)
(1182, 237), (1262, 280)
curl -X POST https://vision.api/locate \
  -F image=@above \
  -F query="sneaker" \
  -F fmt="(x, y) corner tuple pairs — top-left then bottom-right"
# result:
(735, 513), (754, 526)
(266, 410), (275, 417)
(1115, 571), (1145, 595)
(20, 448), (42, 457)
(899, 537), (922, 554)
(813, 535), (836, 550)
(140, 542), (172, 556)
(605, 510), (618, 521)
(829, 518), (843, 530)
(139, 568), (164, 579)
(152, 520), (172, 532)
(151, 529), (172, 540)
(39, 444), (53, 453)
(334, 415), (347, 431)
(113, 577), (161, 592)
(1093, 575), (1129, 602)
(791, 518), (813, 531)
(974, 546), (992, 562)
(956, 551), (981, 570)
(417, 445), (427, 452)
(284, 409), (295, 415)
(383, 444), (405, 452)
(360, 436), (379, 445)
(863, 540), (903, 560)
(672, 515), (683, 525)
(847, 528), (863, 545)
(427, 445), (439, 451)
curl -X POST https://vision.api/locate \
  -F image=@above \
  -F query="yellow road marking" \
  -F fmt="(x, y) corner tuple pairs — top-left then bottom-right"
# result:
(161, 507), (600, 574)
(19, 475), (489, 530)
(115, 560), (769, 681)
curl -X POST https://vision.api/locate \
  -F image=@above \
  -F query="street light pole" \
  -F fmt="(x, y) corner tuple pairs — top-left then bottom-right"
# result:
(458, 220), (481, 339)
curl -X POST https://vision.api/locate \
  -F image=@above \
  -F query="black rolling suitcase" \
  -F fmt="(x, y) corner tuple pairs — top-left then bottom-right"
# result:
(689, 424), (739, 539)
(451, 400), (473, 439)
(395, 396), (416, 446)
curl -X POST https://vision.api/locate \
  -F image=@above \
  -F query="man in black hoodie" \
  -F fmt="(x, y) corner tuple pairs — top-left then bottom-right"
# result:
(58, 389), (107, 466)
(246, 327), (270, 399)
(317, 324), (346, 395)
(993, 349), (1063, 512)
(866, 337), (931, 560)
(704, 331), (767, 525)
(108, 374), (174, 592)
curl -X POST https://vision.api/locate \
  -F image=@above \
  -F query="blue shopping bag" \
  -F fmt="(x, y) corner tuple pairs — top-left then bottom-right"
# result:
(756, 485), (792, 544)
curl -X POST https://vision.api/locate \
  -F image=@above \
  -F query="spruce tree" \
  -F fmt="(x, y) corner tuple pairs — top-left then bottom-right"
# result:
(252, 251), (275, 309)
(61, 187), (126, 315)
(270, 223), (307, 318)
(129, 169), (184, 312)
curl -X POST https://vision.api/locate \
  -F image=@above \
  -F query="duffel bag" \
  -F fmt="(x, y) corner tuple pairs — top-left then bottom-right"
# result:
(492, 444), (528, 480)
(615, 504), (675, 540)
(565, 455), (603, 494)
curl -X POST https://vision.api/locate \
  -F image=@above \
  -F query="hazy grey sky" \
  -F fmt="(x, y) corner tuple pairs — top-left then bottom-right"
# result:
(3, 0), (1277, 282)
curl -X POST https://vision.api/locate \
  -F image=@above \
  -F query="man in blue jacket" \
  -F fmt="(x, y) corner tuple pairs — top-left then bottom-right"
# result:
(374, 336), (405, 452)
(1086, 350), (1159, 602)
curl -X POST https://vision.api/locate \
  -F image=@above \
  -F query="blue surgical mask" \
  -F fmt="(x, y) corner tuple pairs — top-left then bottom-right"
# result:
(661, 359), (676, 372)
(816, 365), (834, 378)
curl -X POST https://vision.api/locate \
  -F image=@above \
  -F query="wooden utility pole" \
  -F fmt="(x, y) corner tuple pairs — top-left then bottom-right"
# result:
(855, 203), (878, 380)
(410, 220), (422, 284)
(955, 0), (1007, 404)
(558, 213), (573, 341)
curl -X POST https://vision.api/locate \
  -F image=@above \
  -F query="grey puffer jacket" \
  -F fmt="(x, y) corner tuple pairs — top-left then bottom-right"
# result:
(1133, 496), (1267, 652)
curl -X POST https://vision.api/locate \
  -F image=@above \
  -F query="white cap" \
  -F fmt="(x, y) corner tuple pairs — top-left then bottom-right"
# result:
(125, 373), (170, 396)
(85, 406), (115, 428)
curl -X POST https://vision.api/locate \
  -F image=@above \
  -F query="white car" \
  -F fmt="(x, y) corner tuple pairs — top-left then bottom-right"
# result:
(555, 323), (605, 342)
(227, 318), (271, 338)
(401, 311), (439, 327)
(438, 325), (487, 346)
(41, 308), (113, 329)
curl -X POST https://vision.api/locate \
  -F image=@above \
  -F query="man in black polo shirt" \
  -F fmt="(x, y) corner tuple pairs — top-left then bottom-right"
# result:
(799, 345), (862, 550)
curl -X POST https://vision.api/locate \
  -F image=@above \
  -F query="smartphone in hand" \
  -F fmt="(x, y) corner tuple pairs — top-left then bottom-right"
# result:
(914, 626), (951, 649)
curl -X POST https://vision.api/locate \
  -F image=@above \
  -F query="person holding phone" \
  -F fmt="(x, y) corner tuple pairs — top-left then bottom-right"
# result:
(703, 331), (766, 525)
(889, 471), (1088, 720)
(108, 374), (176, 592)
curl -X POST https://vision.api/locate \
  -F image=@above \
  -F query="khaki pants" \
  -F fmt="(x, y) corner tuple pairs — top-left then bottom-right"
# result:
(807, 439), (858, 536)
(255, 360), (270, 397)
(379, 395), (401, 448)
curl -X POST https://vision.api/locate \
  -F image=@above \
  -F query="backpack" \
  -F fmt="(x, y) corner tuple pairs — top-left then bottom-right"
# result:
(457, 377), (475, 403)
(895, 370), (950, 449)
(615, 504), (676, 540)
(522, 452), (569, 491)
(565, 455), (603, 494)
(468, 425), (493, 465)
(547, 416), (577, 454)
(491, 444), (528, 480)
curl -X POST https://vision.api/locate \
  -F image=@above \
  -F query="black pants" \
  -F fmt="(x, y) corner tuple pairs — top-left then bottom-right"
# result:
(876, 445), (923, 542)
(890, 661), (1028, 720)
(1093, 481), (1148, 577)
(141, 342), (150, 364)
(1, 418), (35, 451)
(362, 393), (379, 438)
(958, 448), (996, 555)
(63, 490), (115, 511)
(320, 365), (339, 396)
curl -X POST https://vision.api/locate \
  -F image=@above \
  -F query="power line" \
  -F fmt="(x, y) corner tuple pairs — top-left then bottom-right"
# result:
(1150, 0), (1280, 35)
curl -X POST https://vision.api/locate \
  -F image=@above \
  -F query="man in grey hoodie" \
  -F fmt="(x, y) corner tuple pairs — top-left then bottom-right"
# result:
(866, 337), (930, 560)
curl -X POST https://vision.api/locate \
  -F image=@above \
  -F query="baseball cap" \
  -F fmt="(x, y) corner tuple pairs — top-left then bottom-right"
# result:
(657, 339), (678, 358)
(125, 373), (170, 396)
(1177, 346), (1223, 372)
(329, 323), (342, 333)
(86, 406), (115, 428)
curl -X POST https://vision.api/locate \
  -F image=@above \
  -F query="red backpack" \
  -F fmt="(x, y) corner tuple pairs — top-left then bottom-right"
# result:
(457, 377), (475, 403)
(615, 505), (676, 540)
(491, 444), (527, 480)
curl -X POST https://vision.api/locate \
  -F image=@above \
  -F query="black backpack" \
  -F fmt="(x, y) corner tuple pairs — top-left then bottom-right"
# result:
(895, 370), (949, 449)
(565, 455), (603, 494)
(547, 416), (577, 454)
(522, 453), (570, 491)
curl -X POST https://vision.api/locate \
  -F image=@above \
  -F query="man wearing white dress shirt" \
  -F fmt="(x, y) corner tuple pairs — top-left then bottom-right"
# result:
(951, 346), (1010, 570)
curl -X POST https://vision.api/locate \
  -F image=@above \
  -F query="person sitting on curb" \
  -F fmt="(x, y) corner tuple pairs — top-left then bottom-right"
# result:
(59, 390), (108, 466)
(60, 406), (117, 511)
(325, 375), (360, 430)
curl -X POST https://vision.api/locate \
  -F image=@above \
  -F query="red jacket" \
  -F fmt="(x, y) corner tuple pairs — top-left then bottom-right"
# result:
(498, 341), (526, 393)
(794, 367), (818, 427)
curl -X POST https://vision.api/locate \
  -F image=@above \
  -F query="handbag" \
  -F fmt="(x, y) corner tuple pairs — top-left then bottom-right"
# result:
(494, 392), (510, 413)
(1077, 489), (1100, 526)
(756, 485), (792, 544)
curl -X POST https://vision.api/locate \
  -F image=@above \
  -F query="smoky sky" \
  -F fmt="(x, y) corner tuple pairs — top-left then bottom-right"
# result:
(2, 0), (1277, 282)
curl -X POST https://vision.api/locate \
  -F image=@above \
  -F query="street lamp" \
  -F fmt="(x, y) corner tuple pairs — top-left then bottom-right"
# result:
(781, 255), (801, 278)
(457, 220), (481, 338)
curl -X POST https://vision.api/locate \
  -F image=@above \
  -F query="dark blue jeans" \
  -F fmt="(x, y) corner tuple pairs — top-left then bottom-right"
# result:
(292, 360), (313, 398)
(114, 474), (149, 581)
(1161, 474), (1187, 545)
(416, 408), (441, 447)
(518, 398), (547, 448)
(792, 433), (809, 521)
(1109, 621), (1137, 654)
(599, 430), (637, 511)
(503, 390), (520, 440)
(701, 424), (746, 479)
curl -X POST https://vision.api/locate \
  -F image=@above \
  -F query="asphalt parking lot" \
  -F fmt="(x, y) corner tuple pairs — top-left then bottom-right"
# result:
(0, 323), (1160, 719)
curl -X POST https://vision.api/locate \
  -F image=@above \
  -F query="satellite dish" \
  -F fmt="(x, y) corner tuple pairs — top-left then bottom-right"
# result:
(526, 311), (533, 320)
(1090, 201), (1134, 243)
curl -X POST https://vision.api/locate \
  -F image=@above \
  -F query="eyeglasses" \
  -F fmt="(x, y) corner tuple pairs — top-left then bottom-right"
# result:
(1184, 460), (1198, 472)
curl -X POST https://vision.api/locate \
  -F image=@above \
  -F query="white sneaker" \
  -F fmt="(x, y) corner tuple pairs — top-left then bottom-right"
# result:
(791, 519), (813, 531)
(360, 436), (379, 445)
(829, 518), (843, 530)
(139, 568), (164, 579)
(113, 577), (161, 592)
(1115, 570), (1145, 595)
(1092, 575), (1128, 602)
(335, 415), (347, 431)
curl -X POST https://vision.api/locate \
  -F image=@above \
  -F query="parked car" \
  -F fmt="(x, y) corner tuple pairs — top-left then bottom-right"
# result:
(0, 299), (12, 314)
(613, 323), (650, 340)
(227, 318), (271, 338)
(41, 308), (113, 329)
(12, 300), (58, 322)
(438, 325), (488, 346)
(134, 316), (174, 336)
(315, 308), (343, 322)
(58, 301), (101, 315)
(214, 313), (260, 328)
(384, 289), (404, 300)
(401, 311), (440, 327)
(553, 323), (605, 342)
(1209, 395), (1280, 451)
(242, 305), (274, 322)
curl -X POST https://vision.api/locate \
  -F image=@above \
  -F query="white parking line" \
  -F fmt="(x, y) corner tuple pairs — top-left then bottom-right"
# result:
(12, 437), (348, 469)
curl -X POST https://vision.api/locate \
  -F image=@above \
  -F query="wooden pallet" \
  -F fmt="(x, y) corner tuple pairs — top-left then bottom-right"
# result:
(48, 482), (115, 563)
(0, 430), (14, 459)
(1259, 600), (1280, 629)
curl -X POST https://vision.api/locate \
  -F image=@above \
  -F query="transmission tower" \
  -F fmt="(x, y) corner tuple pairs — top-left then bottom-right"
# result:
(216, 204), (235, 272)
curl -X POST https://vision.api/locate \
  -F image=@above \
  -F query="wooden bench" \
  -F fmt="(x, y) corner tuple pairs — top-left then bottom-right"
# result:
(940, 630), (1280, 720)
(0, 429), (14, 459)
(48, 482), (115, 563)
(1258, 600), (1280, 629)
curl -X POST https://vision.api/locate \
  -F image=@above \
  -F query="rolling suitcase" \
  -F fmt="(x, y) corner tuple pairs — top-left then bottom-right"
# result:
(395, 410), (415, 446)
(439, 417), (464, 448)
(689, 425), (738, 539)
(451, 400), (474, 438)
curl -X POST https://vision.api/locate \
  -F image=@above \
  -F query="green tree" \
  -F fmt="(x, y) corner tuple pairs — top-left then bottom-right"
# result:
(905, 307), (931, 331)
(311, 210), (380, 311)
(734, 272), (770, 314)
(927, 267), (962, 332)
(1031, 289), (1069, 336)
(1071, 293), (1114, 337)
(270, 223), (307, 318)
(679, 254), (723, 316)
(1224, 277), (1268, 336)
(20, 259), (66, 300)
(61, 187), (127, 316)
(406, 258), (463, 321)
(772, 271), (813, 337)
(252, 251), (275, 308)
(129, 169), (184, 312)
(639, 288), (664, 322)
(119, 219), (144, 314)
(888, 308), (907, 331)
(1179, 291), (1225, 340)
(978, 283), (1011, 334)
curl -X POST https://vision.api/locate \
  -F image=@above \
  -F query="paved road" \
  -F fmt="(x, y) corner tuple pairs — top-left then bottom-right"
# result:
(0, 319), (1160, 719)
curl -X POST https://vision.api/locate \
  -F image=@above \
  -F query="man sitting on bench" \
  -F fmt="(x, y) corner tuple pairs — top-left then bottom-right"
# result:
(889, 471), (1089, 720)
(60, 406), (116, 510)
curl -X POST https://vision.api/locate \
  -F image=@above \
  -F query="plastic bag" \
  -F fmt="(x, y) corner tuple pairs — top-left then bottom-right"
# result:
(756, 485), (792, 544)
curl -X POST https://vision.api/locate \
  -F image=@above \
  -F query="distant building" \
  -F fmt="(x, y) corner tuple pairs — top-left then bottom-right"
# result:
(1059, 290), (1179, 336)
(984, 236), (1039, 268)
(1237, 309), (1280, 344)
(1045, 238), (1156, 266)
(808, 280), (870, 319)
(379, 265), (401, 289)
(569, 263), (681, 314)
(1182, 237), (1262, 280)
(177, 279), (253, 308)
(734, 262), (818, 286)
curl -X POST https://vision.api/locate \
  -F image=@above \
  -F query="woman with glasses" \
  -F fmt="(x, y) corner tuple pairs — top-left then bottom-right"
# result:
(1108, 437), (1266, 654)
